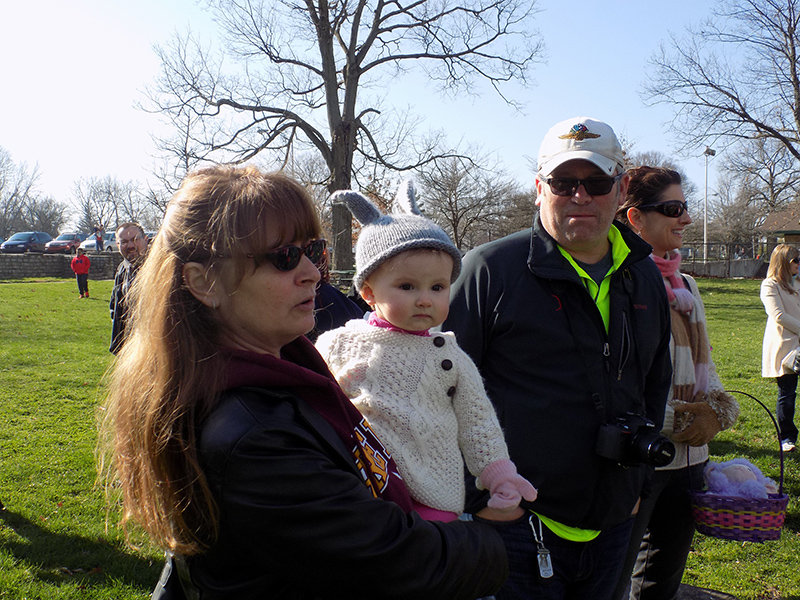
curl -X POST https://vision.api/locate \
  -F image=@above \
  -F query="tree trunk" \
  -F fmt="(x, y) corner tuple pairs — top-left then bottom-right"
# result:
(329, 118), (355, 272)
(330, 203), (353, 273)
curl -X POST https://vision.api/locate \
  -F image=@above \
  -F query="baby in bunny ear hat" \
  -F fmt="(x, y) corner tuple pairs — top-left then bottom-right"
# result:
(316, 180), (537, 522)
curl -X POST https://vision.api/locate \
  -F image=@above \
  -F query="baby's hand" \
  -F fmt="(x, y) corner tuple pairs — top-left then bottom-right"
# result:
(487, 475), (538, 511)
(480, 459), (537, 511)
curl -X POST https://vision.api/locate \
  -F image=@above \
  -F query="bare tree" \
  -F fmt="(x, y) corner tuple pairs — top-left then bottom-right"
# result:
(146, 0), (544, 269)
(644, 0), (800, 160)
(72, 176), (160, 233)
(0, 148), (70, 237)
(0, 148), (40, 238)
(492, 186), (536, 241)
(22, 196), (70, 235)
(707, 174), (763, 254)
(416, 152), (520, 250)
(286, 151), (337, 233)
(625, 150), (699, 202)
(720, 137), (800, 213)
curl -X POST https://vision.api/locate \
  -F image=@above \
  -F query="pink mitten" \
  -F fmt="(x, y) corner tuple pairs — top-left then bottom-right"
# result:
(479, 459), (538, 511)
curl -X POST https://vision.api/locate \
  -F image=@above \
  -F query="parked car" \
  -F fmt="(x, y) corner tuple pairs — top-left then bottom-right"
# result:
(1, 231), (53, 253)
(45, 232), (85, 254)
(79, 232), (118, 253)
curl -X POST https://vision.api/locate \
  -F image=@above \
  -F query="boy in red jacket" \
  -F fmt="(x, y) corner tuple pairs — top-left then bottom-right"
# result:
(71, 247), (91, 298)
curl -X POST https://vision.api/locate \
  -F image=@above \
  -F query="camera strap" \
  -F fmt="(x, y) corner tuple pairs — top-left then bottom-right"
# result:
(546, 268), (647, 425)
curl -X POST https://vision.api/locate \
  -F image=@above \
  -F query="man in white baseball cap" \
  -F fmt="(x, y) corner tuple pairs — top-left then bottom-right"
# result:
(536, 116), (628, 264)
(443, 117), (672, 600)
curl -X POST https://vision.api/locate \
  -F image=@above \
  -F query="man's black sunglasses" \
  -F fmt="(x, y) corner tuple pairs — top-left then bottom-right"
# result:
(638, 200), (689, 218)
(248, 239), (327, 271)
(544, 173), (624, 197)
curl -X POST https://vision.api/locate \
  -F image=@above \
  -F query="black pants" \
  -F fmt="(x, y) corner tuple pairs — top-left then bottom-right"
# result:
(776, 374), (799, 444)
(614, 462), (705, 600)
(76, 273), (89, 295)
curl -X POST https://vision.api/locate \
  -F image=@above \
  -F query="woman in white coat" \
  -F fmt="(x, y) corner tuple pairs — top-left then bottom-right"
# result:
(761, 243), (800, 453)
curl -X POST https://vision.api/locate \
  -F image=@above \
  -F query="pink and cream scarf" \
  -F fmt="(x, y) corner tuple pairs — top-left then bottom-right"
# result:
(651, 251), (711, 400)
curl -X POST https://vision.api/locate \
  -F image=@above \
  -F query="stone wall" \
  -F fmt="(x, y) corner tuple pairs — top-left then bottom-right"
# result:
(683, 258), (763, 279)
(0, 252), (124, 280)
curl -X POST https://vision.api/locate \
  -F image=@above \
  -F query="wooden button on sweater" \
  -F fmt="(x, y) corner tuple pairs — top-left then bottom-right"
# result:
(441, 359), (453, 370)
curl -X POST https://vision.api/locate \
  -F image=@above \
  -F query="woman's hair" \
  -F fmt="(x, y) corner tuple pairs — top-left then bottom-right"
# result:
(616, 166), (682, 225)
(100, 165), (321, 555)
(767, 243), (800, 293)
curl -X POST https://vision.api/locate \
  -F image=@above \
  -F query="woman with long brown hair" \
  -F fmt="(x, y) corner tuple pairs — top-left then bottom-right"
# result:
(100, 165), (507, 599)
(761, 243), (800, 454)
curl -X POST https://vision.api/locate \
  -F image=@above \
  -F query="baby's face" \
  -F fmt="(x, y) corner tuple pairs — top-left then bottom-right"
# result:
(361, 250), (453, 332)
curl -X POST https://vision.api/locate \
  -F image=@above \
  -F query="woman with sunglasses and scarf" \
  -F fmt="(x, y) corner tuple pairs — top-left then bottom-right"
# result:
(100, 165), (507, 600)
(613, 166), (739, 600)
(761, 243), (800, 454)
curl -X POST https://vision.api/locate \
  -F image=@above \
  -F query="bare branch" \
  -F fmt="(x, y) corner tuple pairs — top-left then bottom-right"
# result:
(145, 0), (544, 268)
(643, 0), (800, 161)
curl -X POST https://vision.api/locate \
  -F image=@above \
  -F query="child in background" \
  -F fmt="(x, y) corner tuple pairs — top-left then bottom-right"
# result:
(316, 181), (537, 522)
(71, 247), (91, 298)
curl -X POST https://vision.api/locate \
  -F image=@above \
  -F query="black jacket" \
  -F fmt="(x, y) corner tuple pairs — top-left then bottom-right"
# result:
(109, 258), (138, 354)
(444, 219), (672, 531)
(180, 386), (508, 600)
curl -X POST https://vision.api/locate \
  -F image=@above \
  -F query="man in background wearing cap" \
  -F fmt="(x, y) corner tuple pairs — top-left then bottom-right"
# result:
(444, 117), (672, 599)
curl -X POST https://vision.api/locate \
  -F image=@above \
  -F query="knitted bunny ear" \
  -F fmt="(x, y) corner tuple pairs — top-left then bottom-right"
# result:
(330, 190), (383, 226)
(392, 180), (423, 216)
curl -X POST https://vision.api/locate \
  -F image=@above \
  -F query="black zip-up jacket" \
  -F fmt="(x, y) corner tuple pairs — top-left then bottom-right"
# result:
(109, 258), (138, 354)
(175, 386), (508, 600)
(444, 219), (672, 531)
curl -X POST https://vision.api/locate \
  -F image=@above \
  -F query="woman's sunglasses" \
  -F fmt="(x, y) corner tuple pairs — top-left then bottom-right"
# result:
(249, 239), (327, 271)
(638, 200), (688, 218)
(544, 173), (624, 197)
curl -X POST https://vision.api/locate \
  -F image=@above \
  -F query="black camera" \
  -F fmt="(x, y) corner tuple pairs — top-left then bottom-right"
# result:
(595, 412), (676, 467)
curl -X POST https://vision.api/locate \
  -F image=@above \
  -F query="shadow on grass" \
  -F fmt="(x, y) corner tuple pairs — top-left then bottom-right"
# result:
(0, 506), (161, 592)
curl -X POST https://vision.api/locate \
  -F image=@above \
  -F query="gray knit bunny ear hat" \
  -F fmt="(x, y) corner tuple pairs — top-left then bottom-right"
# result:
(331, 180), (462, 291)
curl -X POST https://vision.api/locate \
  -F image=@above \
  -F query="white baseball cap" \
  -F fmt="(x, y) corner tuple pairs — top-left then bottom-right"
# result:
(538, 117), (624, 177)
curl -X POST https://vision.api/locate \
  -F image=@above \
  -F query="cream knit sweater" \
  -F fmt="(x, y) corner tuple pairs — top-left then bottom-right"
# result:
(316, 319), (509, 514)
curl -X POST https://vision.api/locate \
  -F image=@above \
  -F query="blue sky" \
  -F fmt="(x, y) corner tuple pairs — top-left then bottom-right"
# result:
(1, 0), (719, 206)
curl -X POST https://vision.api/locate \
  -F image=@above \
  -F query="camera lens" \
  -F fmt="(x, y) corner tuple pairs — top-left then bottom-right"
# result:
(634, 431), (676, 467)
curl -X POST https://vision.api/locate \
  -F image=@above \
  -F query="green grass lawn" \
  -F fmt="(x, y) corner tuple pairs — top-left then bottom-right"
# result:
(682, 279), (800, 599)
(0, 277), (797, 599)
(0, 279), (162, 599)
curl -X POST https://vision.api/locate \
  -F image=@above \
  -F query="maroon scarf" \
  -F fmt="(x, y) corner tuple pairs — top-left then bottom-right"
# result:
(222, 337), (413, 512)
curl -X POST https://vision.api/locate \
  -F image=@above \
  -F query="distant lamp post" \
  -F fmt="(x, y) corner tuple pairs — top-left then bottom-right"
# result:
(703, 146), (716, 262)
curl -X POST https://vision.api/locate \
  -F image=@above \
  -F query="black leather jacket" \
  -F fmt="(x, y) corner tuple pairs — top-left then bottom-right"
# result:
(177, 386), (507, 600)
(444, 219), (672, 531)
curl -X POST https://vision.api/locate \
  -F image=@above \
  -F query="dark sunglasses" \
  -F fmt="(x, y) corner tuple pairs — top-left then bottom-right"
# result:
(638, 200), (689, 218)
(249, 239), (327, 271)
(544, 173), (624, 197)
(791, 257), (799, 264)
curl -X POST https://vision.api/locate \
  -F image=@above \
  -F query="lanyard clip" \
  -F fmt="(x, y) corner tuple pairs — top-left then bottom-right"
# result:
(528, 515), (554, 579)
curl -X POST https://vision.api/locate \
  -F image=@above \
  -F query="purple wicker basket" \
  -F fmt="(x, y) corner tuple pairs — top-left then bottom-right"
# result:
(690, 390), (790, 543)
